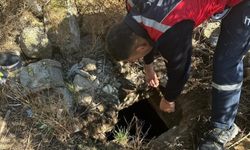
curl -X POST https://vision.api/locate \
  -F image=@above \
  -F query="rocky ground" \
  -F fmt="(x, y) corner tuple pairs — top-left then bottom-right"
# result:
(0, 0), (250, 150)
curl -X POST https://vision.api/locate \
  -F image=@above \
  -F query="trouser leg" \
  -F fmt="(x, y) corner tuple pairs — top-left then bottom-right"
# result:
(211, 0), (250, 129)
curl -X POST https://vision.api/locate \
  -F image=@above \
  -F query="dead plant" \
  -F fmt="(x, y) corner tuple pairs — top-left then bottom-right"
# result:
(0, 83), (82, 149)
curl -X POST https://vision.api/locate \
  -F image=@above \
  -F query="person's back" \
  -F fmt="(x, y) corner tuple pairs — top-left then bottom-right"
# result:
(125, 0), (243, 41)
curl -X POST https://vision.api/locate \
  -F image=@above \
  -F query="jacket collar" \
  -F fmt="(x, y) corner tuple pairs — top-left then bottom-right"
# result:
(123, 15), (155, 47)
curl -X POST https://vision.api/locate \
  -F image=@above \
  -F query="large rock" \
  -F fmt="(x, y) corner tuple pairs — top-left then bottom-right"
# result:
(45, 0), (80, 54)
(20, 27), (52, 58)
(20, 59), (64, 92)
(103, 84), (118, 95)
(77, 93), (93, 107)
(73, 74), (93, 92)
(79, 57), (97, 72)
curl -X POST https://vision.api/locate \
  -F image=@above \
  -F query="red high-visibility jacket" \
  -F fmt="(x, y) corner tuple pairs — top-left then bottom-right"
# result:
(125, 0), (243, 42)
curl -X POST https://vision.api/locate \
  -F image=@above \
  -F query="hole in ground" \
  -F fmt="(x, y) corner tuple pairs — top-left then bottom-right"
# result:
(107, 99), (168, 141)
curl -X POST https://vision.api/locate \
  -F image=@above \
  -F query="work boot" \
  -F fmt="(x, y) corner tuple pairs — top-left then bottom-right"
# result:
(0, 68), (8, 84)
(197, 123), (239, 150)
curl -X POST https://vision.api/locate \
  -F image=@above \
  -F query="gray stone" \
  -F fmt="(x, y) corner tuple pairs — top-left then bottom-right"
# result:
(20, 27), (52, 59)
(73, 74), (93, 92)
(93, 79), (100, 88)
(77, 93), (93, 106)
(55, 87), (73, 108)
(90, 75), (96, 81)
(80, 58), (97, 71)
(113, 81), (121, 89)
(20, 59), (64, 92)
(97, 60), (102, 64)
(75, 69), (92, 78)
(45, 0), (80, 54)
(210, 36), (219, 48)
(97, 69), (102, 73)
(67, 63), (81, 79)
(148, 126), (188, 150)
(116, 62), (131, 74)
(103, 84), (118, 95)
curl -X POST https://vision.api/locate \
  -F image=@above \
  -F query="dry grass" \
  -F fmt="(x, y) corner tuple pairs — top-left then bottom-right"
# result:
(128, 116), (152, 150)
(77, 0), (125, 36)
(0, 84), (83, 149)
(0, 0), (33, 44)
(0, 0), (47, 53)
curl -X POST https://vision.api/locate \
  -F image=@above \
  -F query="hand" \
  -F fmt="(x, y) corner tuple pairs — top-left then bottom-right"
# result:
(159, 98), (175, 113)
(145, 64), (159, 87)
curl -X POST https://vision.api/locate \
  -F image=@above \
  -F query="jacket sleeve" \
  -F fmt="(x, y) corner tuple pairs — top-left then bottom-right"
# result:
(157, 20), (194, 102)
(143, 47), (156, 65)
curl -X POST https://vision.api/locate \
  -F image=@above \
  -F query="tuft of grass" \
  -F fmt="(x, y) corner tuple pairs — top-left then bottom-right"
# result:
(113, 127), (130, 146)
(66, 82), (81, 104)
(66, 82), (74, 92)
(111, 116), (152, 150)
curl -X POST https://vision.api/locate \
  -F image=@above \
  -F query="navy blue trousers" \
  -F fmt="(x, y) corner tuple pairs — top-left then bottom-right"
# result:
(211, 0), (250, 129)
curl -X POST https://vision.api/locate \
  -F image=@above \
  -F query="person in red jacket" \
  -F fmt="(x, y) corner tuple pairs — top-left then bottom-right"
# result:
(106, 0), (250, 149)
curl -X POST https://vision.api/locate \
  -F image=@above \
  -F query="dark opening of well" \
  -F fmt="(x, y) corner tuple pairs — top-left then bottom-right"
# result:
(107, 99), (168, 141)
